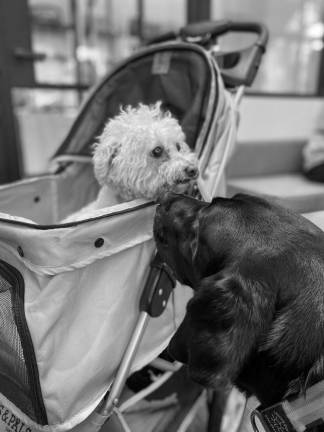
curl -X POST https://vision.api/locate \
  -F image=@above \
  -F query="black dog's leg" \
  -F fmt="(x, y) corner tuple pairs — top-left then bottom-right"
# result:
(169, 272), (276, 387)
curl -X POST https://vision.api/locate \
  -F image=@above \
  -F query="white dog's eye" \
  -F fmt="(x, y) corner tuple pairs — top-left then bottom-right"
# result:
(151, 146), (164, 158)
(176, 143), (181, 151)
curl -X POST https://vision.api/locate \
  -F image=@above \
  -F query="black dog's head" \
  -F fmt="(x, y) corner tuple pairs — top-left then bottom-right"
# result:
(154, 193), (207, 287)
(154, 192), (324, 405)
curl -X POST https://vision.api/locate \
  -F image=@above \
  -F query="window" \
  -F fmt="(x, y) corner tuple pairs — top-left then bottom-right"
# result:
(212, 0), (324, 94)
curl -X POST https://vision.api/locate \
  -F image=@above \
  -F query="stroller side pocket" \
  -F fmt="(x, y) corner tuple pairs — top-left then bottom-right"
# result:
(0, 259), (47, 426)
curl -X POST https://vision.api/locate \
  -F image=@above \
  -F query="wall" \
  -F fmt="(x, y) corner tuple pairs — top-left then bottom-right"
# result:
(237, 96), (324, 142)
(16, 95), (324, 175)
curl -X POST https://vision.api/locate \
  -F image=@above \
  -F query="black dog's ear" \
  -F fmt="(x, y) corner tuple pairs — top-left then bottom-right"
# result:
(169, 273), (275, 387)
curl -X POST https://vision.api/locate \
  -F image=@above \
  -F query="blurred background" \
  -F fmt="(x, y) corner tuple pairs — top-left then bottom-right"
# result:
(2, 0), (324, 181)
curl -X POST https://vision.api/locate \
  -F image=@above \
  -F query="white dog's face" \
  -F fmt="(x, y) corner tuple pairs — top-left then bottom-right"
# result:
(93, 103), (199, 201)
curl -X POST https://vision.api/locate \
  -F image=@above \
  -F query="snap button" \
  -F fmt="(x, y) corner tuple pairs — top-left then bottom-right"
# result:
(94, 238), (104, 248)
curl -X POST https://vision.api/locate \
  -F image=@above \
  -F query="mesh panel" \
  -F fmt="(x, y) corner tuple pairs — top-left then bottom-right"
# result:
(0, 268), (47, 424)
(56, 45), (212, 157)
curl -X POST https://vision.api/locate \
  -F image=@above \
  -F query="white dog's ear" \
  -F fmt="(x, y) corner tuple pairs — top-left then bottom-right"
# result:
(93, 139), (120, 186)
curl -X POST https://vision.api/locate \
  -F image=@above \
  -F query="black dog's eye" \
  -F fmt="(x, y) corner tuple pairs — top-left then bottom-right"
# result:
(176, 143), (181, 151)
(151, 146), (164, 158)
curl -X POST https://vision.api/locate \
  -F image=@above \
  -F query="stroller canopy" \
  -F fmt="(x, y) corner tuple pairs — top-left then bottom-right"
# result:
(55, 44), (218, 157)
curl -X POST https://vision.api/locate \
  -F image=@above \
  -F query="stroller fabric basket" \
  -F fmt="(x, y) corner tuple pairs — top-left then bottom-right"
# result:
(0, 20), (267, 432)
(0, 193), (192, 430)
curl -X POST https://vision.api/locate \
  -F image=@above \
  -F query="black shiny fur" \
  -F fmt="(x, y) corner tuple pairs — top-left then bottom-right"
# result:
(153, 192), (324, 406)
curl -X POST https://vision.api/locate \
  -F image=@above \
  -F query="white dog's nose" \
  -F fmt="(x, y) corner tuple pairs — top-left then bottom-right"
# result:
(185, 167), (199, 179)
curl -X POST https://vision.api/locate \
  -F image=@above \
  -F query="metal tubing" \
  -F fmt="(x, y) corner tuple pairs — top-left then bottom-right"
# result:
(101, 311), (150, 416)
(234, 85), (245, 108)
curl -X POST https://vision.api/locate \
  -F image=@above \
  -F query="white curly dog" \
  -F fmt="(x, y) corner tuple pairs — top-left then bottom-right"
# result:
(63, 102), (198, 221)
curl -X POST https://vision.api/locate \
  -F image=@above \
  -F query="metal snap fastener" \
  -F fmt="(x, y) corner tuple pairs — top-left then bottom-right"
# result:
(94, 238), (104, 248)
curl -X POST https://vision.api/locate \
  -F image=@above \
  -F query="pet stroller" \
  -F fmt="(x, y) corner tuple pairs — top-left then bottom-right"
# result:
(0, 20), (268, 432)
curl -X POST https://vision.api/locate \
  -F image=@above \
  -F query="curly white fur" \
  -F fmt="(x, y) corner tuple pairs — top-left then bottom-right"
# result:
(63, 102), (198, 222)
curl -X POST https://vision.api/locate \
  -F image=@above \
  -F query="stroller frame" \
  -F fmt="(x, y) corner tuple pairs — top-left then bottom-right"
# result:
(82, 20), (268, 432)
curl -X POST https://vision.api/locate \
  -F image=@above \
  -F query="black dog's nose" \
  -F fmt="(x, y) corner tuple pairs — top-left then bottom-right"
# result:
(185, 167), (199, 179)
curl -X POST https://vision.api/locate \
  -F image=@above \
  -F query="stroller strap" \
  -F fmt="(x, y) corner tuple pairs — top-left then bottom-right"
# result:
(250, 380), (324, 432)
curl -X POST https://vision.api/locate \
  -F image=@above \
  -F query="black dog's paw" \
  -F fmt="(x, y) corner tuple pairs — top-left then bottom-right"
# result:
(284, 357), (324, 399)
(168, 313), (230, 387)
(169, 272), (275, 388)
(303, 356), (324, 392)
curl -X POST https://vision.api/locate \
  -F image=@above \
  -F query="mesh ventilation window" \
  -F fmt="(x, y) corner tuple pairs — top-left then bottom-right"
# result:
(0, 268), (47, 424)
(57, 46), (212, 157)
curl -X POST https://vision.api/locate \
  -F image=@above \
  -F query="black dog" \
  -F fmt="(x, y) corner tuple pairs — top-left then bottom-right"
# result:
(153, 192), (324, 407)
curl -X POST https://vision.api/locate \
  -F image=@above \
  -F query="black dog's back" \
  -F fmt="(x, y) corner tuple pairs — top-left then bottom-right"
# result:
(221, 195), (324, 402)
(154, 192), (324, 406)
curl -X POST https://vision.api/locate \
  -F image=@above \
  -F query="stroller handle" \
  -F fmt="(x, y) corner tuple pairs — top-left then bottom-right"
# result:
(147, 19), (269, 87)
(146, 30), (178, 45)
(180, 20), (268, 49)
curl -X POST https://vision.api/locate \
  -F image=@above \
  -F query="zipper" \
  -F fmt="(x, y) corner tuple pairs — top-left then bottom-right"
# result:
(0, 260), (48, 425)
(0, 199), (155, 229)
